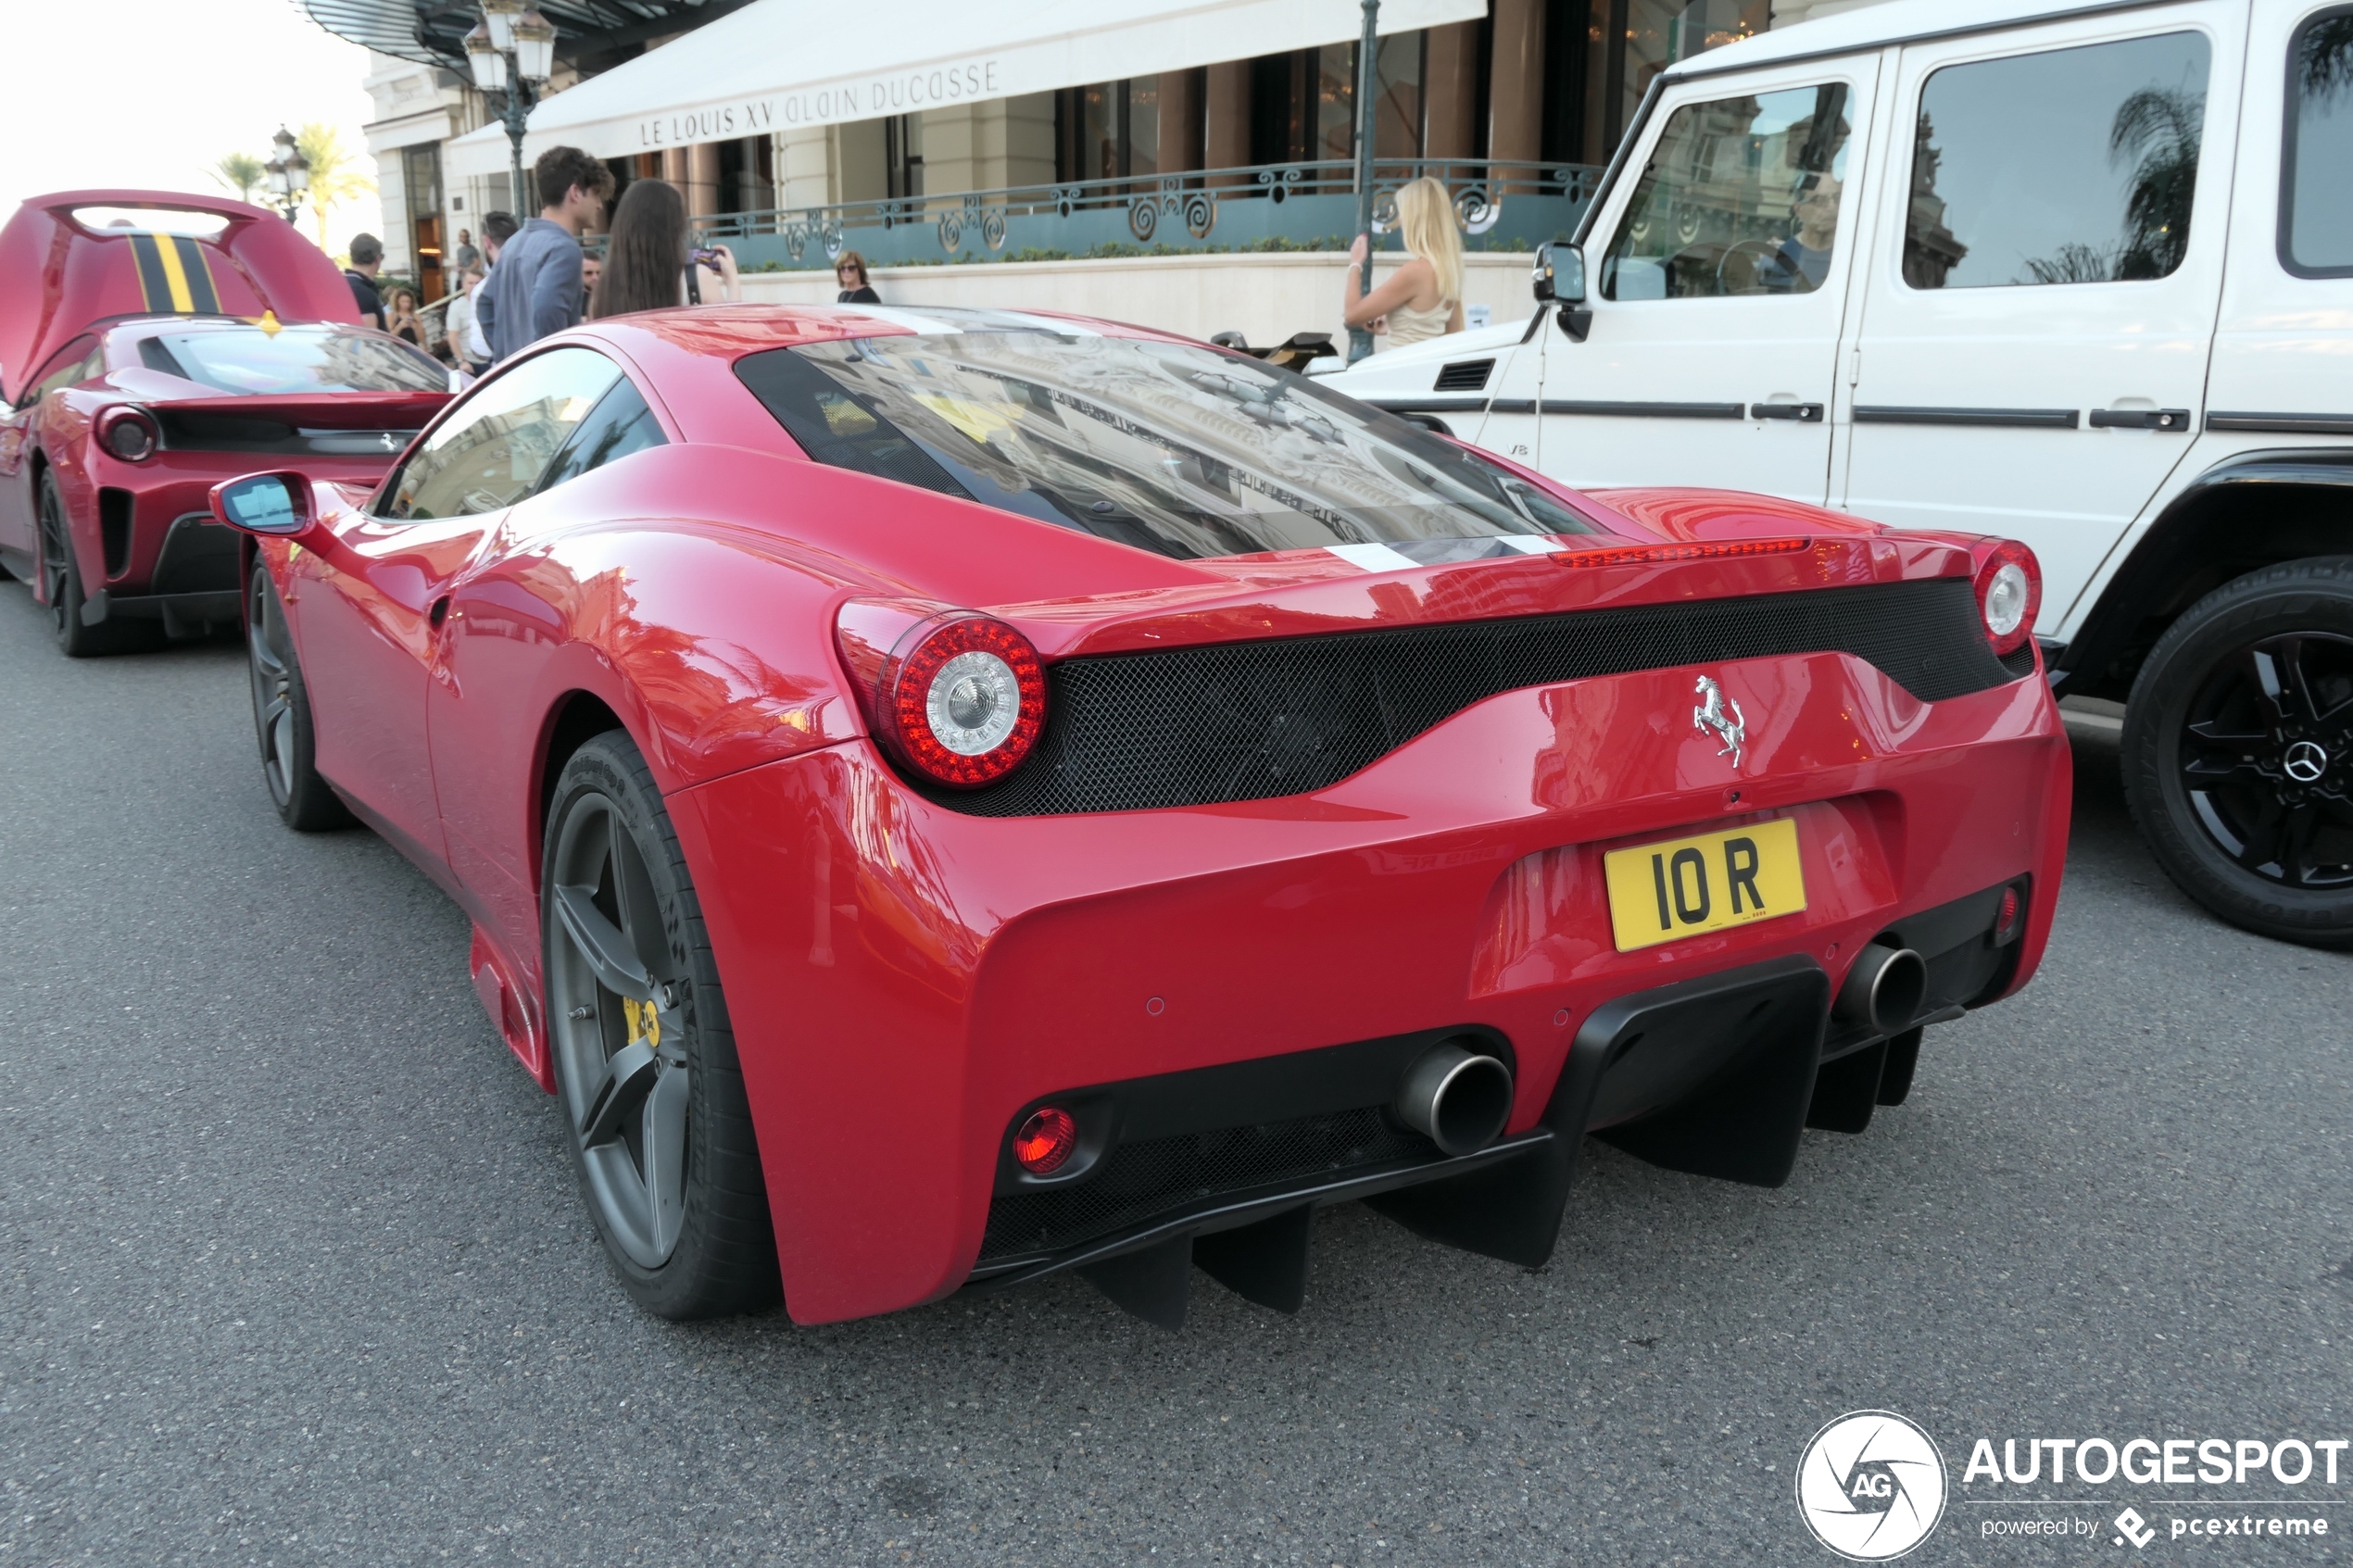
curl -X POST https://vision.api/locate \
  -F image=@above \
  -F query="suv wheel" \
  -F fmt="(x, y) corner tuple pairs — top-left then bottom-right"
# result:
(2122, 557), (2353, 947)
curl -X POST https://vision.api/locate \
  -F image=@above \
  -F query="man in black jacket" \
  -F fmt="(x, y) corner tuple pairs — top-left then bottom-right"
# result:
(343, 233), (387, 329)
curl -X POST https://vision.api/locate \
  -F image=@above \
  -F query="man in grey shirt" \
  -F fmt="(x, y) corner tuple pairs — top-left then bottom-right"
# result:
(483, 145), (613, 362)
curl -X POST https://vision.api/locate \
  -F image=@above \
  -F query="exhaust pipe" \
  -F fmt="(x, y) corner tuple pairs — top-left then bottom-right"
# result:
(1395, 1042), (1515, 1157)
(1835, 941), (1927, 1035)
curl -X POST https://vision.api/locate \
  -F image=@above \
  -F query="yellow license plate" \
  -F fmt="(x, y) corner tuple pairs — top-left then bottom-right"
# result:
(1603, 817), (1806, 952)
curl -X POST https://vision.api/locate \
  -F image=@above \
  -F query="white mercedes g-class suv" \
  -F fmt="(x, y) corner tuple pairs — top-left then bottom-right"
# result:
(1326, 0), (2353, 947)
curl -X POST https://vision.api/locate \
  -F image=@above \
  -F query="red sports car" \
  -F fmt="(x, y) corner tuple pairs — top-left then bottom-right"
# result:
(205, 304), (2070, 1328)
(0, 190), (452, 654)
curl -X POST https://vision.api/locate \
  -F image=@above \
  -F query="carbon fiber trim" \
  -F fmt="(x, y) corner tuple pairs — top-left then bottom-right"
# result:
(928, 577), (2016, 818)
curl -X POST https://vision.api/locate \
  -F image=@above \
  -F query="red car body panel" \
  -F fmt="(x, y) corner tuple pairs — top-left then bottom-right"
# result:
(0, 189), (359, 400)
(243, 308), (2070, 1324)
(0, 190), (447, 635)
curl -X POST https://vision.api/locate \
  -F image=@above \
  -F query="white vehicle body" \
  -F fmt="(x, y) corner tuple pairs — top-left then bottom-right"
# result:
(1327, 0), (2350, 670)
(1327, 0), (2353, 946)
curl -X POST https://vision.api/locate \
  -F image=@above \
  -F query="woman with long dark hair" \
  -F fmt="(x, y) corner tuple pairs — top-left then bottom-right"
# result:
(588, 178), (739, 318)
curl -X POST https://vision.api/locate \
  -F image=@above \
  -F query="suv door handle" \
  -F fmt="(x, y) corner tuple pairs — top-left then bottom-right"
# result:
(1751, 402), (1824, 422)
(2088, 408), (2192, 432)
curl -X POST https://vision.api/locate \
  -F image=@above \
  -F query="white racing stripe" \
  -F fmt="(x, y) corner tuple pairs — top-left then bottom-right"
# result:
(1325, 542), (1423, 573)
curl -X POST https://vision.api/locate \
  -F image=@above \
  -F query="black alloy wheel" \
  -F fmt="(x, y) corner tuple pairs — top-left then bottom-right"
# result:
(35, 470), (149, 658)
(245, 562), (352, 831)
(542, 732), (779, 1319)
(2124, 556), (2353, 947)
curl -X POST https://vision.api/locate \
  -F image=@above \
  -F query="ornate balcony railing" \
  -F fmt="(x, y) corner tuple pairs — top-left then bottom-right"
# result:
(698, 158), (1604, 271)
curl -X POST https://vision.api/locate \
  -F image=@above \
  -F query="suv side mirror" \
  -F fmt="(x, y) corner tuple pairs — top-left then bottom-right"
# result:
(209, 471), (315, 538)
(1532, 244), (1592, 342)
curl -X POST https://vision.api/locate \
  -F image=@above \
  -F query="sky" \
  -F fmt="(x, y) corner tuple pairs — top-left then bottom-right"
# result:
(0, 0), (381, 248)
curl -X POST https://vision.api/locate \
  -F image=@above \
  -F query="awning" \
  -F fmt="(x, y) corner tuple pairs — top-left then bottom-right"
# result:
(443, 0), (1484, 180)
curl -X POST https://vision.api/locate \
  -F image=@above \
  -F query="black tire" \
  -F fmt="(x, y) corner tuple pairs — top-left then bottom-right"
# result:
(541, 731), (780, 1319)
(2122, 556), (2353, 947)
(245, 562), (353, 831)
(36, 470), (155, 658)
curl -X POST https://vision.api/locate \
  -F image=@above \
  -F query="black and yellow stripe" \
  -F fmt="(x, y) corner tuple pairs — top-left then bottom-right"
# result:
(125, 232), (221, 315)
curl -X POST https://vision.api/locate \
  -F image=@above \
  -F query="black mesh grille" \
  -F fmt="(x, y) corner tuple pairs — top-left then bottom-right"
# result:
(980, 1108), (1434, 1263)
(1433, 358), (1494, 391)
(1998, 642), (2040, 680)
(936, 577), (2015, 817)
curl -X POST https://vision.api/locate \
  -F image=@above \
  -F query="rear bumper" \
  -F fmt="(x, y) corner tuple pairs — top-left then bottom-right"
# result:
(667, 651), (2071, 1324)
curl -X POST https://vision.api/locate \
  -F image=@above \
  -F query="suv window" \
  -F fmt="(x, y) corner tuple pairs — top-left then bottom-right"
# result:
(2284, 8), (2353, 275)
(382, 347), (622, 520)
(1602, 83), (1854, 301)
(1905, 31), (2211, 288)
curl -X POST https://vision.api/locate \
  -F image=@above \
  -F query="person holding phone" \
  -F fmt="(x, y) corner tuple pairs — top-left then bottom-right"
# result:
(590, 179), (740, 317)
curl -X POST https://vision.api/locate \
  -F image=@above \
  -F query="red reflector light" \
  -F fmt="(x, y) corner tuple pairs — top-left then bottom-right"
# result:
(1554, 536), (1811, 569)
(838, 603), (1049, 790)
(1994, 884), (2024, 944)
(1013, 1107), (1076, 1174)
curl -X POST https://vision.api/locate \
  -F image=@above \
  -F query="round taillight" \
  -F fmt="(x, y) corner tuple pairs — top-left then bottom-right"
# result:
(1973, 539), (2042, 657)
(1013, 1107), (1076, 1174)
(880, 615), (1045, 787)
(100, 408), (158, 462)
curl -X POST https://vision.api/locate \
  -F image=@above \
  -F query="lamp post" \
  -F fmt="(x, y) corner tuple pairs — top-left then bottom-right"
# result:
(1347, 0), (1380, 364)
(262, 125), (309, 225)
(466, 3), (559, 217)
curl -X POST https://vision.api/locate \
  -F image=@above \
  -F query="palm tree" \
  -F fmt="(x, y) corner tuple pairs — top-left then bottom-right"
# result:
(295, 122), (376, 250)
(2108, 85), (2204, 280)
(210, 152), (267, 204)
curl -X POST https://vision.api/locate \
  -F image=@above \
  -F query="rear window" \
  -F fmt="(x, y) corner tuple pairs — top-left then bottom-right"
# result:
(2285, 8), (2353, 275)
(735, 327), (1597, 559)
(139, 324), (447, 395)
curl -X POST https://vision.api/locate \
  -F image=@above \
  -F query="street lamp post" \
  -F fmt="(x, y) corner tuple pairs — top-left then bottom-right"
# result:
(1347, 0), (1381, 364)
(262, 125), (309, 225)
(467, 3), (559, 217)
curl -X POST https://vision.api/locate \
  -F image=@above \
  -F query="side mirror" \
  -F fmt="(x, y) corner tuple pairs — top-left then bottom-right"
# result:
(1531, 243), (1588, 306)
(1554, 243), (1588, 306)
(208, 471), (314, 537)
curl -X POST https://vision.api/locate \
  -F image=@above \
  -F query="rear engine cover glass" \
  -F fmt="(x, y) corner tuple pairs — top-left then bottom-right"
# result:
(736, 329), (1601, 559)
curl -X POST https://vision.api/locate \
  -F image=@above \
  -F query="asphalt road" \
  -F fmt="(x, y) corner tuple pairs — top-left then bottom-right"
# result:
(2, 579), (2347, 1568)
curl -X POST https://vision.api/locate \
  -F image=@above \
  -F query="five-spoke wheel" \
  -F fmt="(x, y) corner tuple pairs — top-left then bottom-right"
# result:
(246, 562), (351, 830)
(2126, 557), (2353, 947)
(542, 732), (778, 1318)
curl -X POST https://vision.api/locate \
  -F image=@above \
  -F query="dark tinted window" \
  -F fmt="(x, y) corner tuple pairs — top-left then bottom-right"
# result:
(1905, 31), (2210, 288)
(735, 327), (1596, 559)
(2285, 9), (2353, 275)
(534, 377), (666, 495)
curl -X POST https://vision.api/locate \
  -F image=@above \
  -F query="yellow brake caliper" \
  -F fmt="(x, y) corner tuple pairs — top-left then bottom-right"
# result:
(622, 995), (661, 1052)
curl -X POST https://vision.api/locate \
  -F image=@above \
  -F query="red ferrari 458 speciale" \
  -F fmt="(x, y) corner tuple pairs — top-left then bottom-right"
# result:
(204, 304), (2070, 1328)
(0, 190), (452, 654)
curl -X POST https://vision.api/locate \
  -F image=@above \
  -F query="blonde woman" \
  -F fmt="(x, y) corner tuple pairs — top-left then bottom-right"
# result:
(1341, 177), (1466, 348)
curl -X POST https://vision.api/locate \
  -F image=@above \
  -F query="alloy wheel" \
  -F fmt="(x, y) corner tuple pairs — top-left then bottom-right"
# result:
(36, 478), (69, 637)
(247, 571), (297, 808)
(547, 791), (693, 1269)
(2174, 631), (2353, 889)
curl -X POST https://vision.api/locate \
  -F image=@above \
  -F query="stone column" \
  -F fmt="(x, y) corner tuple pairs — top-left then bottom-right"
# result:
(1204, 59), (1252, 185)
(686, 143), (721, 219)
(1422, 20), (1481, 164)
(1489, 0), (1546, 190)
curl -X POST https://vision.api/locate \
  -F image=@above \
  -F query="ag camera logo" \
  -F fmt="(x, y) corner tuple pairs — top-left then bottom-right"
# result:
(1797, 1410), (1949, 1561)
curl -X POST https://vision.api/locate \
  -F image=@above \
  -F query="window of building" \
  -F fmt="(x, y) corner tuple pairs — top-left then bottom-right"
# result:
(1602, 82), (1853, 299)
(1904, 31), (2211, 289)
(403, 144), (446, 304)
(2284, 7), (2353, 276)
(1057, 79), (1164, 182)
(887, 114), (925, 200)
